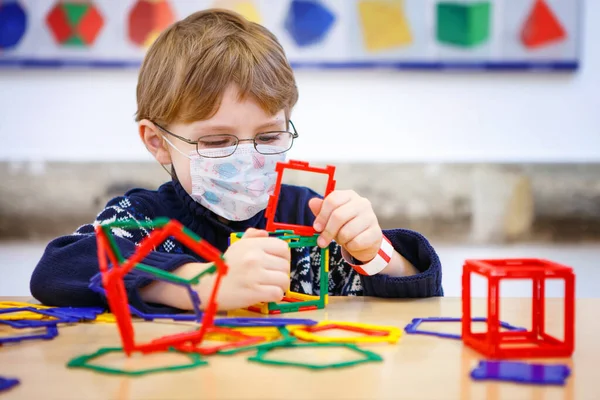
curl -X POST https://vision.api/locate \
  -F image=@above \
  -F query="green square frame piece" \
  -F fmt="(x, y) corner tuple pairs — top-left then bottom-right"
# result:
(436, 2), (491, 47)
(230, 231), (329, 315)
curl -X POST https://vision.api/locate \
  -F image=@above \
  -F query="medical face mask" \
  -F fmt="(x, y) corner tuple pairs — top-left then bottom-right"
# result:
(164, 137), (286, 221)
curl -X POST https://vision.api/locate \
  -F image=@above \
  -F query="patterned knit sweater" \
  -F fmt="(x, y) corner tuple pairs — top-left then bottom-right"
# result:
(30, 180), (443, 314)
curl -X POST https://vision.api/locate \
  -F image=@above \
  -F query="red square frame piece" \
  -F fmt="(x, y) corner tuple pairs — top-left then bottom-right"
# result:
(462, 258), (575, 359)
(265, 160), (336, 236)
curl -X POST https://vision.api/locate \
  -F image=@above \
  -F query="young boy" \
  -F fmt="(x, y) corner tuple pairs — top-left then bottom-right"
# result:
(30, 9), (442, 314)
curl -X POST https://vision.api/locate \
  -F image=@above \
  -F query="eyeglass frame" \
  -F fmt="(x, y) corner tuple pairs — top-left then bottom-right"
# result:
(153, 120), (299, 159)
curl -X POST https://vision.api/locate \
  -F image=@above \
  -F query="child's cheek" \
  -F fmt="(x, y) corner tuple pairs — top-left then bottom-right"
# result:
(172, 156), (194, 194)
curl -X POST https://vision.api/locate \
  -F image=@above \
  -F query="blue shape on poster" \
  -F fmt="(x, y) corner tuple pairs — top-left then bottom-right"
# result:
(0, 1), (27, 50)
(284, 0), (335, 47)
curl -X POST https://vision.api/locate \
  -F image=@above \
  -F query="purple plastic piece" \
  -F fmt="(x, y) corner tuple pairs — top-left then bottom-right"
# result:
(404, 317), (526, 340)
(214, 318), (319, 327)
(470, 360), (571, 386)
(89, 272), (202, 322)
(0, 376), (20, 392)
(0, 324), (59, 344)
(0, 307), (79, 328)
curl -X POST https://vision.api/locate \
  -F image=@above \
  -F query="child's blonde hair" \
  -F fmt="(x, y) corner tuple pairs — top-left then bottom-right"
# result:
(135, 9), (298, 125)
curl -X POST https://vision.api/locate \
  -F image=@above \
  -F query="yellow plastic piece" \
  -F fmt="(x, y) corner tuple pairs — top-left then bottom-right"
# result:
(358, 0), (412, 52)
(324, 248), (329, 305)
(0, 301), (52, 320)
(289, 321), (402, 344)
(209, 327), (280, 341)
(285, 292), (319, 301)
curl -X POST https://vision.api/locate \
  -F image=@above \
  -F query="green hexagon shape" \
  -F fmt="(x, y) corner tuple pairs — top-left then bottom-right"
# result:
(67, 346), (207, 376)
(248, 342), (383, 370)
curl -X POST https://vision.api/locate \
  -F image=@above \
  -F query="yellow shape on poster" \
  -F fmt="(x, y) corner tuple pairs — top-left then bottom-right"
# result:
(358, 0), (412, 52)
(213, 0), (262, 24)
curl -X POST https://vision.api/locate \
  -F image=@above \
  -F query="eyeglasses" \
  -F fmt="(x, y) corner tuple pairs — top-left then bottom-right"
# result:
(154, 120), (299, 159)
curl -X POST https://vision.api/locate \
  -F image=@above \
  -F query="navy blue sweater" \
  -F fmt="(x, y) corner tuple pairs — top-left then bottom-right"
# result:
(30, 180), (443, 313)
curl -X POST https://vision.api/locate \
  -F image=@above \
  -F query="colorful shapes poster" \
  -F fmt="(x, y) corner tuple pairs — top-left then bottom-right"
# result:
(0, 0), (582, 70)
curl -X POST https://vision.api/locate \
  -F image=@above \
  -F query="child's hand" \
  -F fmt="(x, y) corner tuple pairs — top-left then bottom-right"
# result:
(197, 228), (291, 310)
(308, 191), (382, 263)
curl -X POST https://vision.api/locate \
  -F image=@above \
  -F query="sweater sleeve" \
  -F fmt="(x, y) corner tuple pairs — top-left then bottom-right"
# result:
(359, 229), (443, 298)
(30, 196), (198, 313)
(318, 229), (442, 298)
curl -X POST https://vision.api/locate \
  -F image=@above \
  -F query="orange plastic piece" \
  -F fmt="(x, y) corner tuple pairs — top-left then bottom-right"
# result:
(265, 160), (336, 236)
(174, 327), (265, 355)
(462, 258), (575, 359)
(521, 0), (566, 49)
(95, 219), (228, 356)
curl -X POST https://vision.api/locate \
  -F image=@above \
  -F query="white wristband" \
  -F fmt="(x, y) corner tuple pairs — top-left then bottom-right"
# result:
(343, 236), (393, 276)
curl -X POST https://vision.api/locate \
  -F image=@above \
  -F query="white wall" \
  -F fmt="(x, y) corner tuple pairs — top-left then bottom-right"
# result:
(1, 2), (599, 164)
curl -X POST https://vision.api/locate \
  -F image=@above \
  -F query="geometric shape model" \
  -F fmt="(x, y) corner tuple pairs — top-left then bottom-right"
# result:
(265, 160), (336, 237)
(520, 0), (566, 49)
(67, 347), (207, 376)
(404, 317), (526, 340)
(290, 321), (402, 344)
(0, 307), (78, 329)
(284, 0), (336, 47)
(0, 1), (27, 50)
(358, 0), (412, 52)
(213, 0), (262, 24)
(0, 323), (59, 345)
(248, 342), (383, 370)
(46, 1), (104, 46)
(230, 231), (329, 315)
(93, 218), (228, 356)
(436, 1), (491, 47)
(0, 376), (20, 392)
(128, 0), (175, 48)
(462, 259), (575, 359)
(470, 360), (571, 386)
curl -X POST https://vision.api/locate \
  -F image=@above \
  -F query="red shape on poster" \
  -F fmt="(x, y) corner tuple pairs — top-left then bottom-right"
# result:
(128, 0), (175, 47)
(521, 0), (566, 49)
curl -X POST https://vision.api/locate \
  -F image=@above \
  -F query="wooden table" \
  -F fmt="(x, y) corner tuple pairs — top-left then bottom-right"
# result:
(0, 296), (597, 400)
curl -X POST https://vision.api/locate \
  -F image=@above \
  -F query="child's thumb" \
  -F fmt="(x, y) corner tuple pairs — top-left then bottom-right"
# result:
(308, 197), (323, 217)
(242, 228), (269, 239)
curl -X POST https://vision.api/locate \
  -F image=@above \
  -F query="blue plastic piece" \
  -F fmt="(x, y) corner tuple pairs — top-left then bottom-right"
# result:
(404, 317), (526, 340)
(0, 376), (20, 392)
(214, 318), (319, 327)
(0, 1), (27, 50)
(284, 0), (335, 47)
(0, 307), (79, 328)
(0, 323), (59, 344)
(88, 272), (202, 322)
(43, 306), (106, 321)
(470, 361), (571, 386)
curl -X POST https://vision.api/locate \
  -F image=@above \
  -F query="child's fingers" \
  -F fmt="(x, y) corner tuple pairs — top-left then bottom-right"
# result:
(312, 191), (353, 233)
(336, 215), (370, 247)
(256, 285), (285, 303)
(318, 201), (361, 248)
(255, 237), (291, 260)
(242, 228), (269, 239)
(344, 227), (382, 258)
(258, 270), (290, 292)
(261, 253), (291, 274)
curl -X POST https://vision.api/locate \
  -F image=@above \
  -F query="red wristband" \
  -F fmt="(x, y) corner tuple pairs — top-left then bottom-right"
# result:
(345, 236), (393, 276)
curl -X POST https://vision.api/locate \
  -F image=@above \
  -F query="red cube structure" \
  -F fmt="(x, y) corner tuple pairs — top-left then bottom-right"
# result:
(462, 258), (575, 359)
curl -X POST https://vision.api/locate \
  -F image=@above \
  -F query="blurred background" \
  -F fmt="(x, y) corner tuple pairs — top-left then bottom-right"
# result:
(1, 0), (598, 298)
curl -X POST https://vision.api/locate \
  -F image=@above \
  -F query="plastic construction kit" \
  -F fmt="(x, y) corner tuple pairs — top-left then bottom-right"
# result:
(462, 258), (575, 359)
(93, 217), (228, 356)
(0, 307), (78, 328)
(470, 360), (571, 386)
(230, 159), (336, 315)
(230, 231), (329, 315)
(0, 376), (20, 392)
(0, 323), (58, 345)
(248, 341), (383, 370)
(67, 347), (208, 377)
(290, 321), (402, 344)
(404, 317), (526, 340)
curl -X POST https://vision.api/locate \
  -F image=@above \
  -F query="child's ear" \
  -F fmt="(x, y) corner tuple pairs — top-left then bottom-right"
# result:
(138, 120), (172, 165)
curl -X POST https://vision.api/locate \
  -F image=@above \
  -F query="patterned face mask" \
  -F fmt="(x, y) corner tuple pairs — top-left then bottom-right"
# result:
(164, 138), (286, 221)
